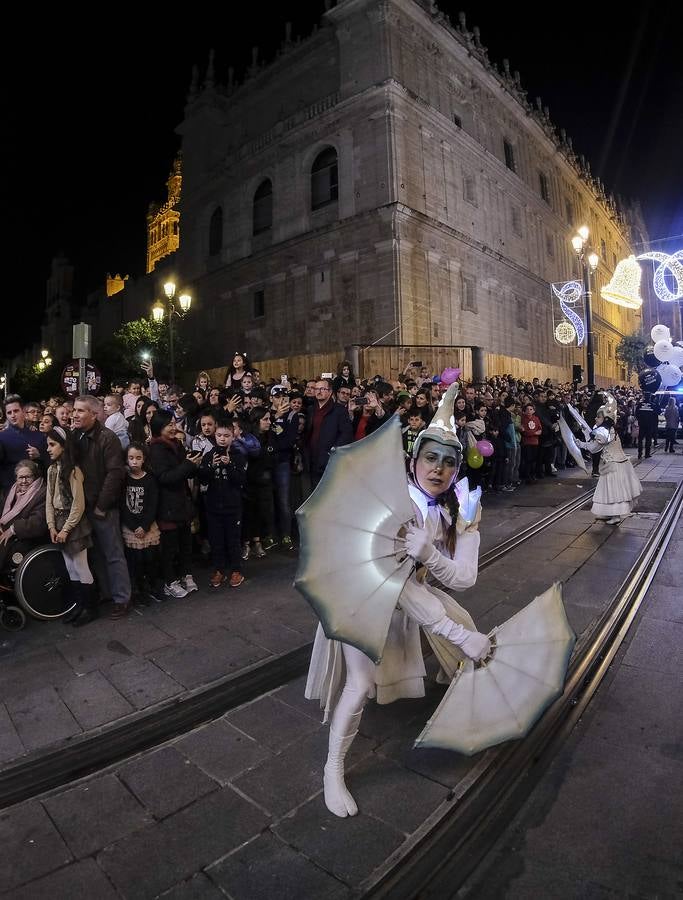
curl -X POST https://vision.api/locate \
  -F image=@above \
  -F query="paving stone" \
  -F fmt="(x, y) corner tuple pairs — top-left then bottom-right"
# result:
(343, 753), (448, 834)
(56, 633), (134, 675)
(6, 685), (81, 752)
(159, 873), (226, 899)
(274, 797), (405, 887)
(643, 582), (683, 624)
(105, 656), (183, 709)
(43, 773), (152, 858)
(98, 787), (269, 900)
(0, 648), (78, 704)
(227, 694), (321, 752)
(119, 746), (218, 818)
(551, 546), (596, 567)
(233, 728), (372, 818)
(622, 617), (683, 676)
(568, 529), (612, 550)
(150, 630), (270, 689)
(0, 702), (25, 764)
(564, 602), (603, 636)
(153, 596), (257, 641)
(0, 801), (72, 893)
(175, 719), (273, 785)
(583, 663), (683, 762)
(8, 857), (121, 900)
(273, 675), (327, 722)
(58, 669), (134, 730)
(229, 612), (309, 653)
(207, 830), (350, 900)
(379, 726), (481, 787)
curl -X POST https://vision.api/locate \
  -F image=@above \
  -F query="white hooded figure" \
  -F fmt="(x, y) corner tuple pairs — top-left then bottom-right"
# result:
(305, 382), (489, 818)
(575, 394), (642, 524)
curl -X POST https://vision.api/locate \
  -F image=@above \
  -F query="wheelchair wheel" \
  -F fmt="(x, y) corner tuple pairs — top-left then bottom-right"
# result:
(0, 604), (26, 631)
(14, 545), (74, 620)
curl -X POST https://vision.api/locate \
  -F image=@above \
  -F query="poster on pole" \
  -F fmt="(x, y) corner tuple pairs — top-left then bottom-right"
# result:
(551, 280), (586, 347)
(61, 360), (102, 397)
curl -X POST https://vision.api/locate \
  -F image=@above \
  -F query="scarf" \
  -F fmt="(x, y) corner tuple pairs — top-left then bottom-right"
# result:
(0, 477), (45, 528)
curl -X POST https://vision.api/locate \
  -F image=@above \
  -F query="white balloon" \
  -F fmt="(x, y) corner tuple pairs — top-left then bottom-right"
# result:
(658, 363), (682, 387)
(654, 339), (674, 362)
(670, 346), (683, 368)
(651, 324), (671, 342)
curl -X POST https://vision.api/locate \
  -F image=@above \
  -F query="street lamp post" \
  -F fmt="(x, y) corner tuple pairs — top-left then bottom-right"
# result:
(151, 281), (191, 385)
(571, 226), (600, 388)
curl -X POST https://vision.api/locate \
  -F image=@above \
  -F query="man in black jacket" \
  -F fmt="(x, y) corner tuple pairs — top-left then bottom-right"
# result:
(305, 379), (353, 490)
(636, 395), (659, 459)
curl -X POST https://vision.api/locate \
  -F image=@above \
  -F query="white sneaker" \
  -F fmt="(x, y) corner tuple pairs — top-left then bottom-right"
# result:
(164, 580), (188, 599)
(550, 464), (558, 473)
(182, 575), (198, 594)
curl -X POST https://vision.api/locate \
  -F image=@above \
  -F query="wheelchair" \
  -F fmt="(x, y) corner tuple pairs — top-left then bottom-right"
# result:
(0, 543), (75, 631)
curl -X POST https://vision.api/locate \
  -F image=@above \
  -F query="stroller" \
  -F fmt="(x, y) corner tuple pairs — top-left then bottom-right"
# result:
(0, 542), (74, 631)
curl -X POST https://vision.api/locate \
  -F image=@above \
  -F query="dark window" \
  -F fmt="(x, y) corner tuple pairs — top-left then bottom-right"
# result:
(173, 222), (179, 235)
(601, 238), (607, 259)
(565, 198), (573, 224)
(311, 147), (339, 210)
(516, 295), (528, 329)
(461, 275), (477, 313)
(253, 179), (273, 235)
(209, 207), (223, 257)
(504, 140), (516, 172)
(539, 172), (550, 204)
(253, 289), (265, 318)
(511, 204), (522, 236)
(463, 173), (477, 206)
(453, 113), (462, 128)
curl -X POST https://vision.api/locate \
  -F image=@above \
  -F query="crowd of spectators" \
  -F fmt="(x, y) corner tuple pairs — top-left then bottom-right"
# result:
(0, 352), (680, 624)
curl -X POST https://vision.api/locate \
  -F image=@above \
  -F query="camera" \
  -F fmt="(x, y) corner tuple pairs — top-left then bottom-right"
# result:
(280, 374), (288, 384)
(410, 360), (423, 367)
(271, 386), (287, 396)
(355, 397), (369, 405)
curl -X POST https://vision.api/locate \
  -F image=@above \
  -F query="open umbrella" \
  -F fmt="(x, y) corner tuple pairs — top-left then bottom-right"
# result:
(294, 416), (415, 664)
(414, 583), (575, 755)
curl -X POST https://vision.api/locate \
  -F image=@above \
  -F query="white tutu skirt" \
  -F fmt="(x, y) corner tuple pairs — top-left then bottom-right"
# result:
(591, 458), (642, 519)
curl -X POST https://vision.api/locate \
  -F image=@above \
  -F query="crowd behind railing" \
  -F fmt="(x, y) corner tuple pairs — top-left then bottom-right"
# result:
(0, 352), (679, 625)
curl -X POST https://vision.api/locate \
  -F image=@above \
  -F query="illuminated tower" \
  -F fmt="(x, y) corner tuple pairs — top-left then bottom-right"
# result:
(146, 155), (182, 273)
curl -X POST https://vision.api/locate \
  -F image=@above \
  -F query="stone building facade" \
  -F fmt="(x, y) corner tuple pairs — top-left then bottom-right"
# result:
(174, 0), (641, 385)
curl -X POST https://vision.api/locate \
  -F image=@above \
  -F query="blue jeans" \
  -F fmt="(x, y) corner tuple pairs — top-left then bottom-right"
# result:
(274, 460), (292, 539)
(88, 509), (131, 606)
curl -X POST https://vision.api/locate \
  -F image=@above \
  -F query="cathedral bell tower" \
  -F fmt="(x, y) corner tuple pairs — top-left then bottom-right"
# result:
(146, 154), (182, 273)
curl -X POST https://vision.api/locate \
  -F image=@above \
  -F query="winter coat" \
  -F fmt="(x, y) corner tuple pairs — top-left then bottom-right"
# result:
(305, 398), (353, 479)
(148, 437), (196, 524)
(73, 421), (126, 512)
(199, 447), (246, 512)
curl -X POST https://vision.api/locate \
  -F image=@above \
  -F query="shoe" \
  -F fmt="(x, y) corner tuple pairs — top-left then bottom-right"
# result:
(550, 464), (558, 473)
(73, 607), (100, 628)
(182, 575), (198, 594)
(147, 591), (163, 604)
(261, 537), (278, 551)
(281, 536), (294, 549)
(503, 485), (515, 492)
(241, 542), (250, 561)
(592, 472), (600, 477)
(132, 591), (150, 607)
(210, 570), (226, 589)
(253, 541), (267, 558)
(109, 602), (130, 620)
(164, 580), (189, 599)
(645, 454), (651, 459)
(229, 572), (245, 587)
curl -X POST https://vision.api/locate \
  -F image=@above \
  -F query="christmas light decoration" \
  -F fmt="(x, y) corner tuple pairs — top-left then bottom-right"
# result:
(636, 250), (683, 302)
(551, 280), (585, 345)
(600, 255), (643, 309)
(554, 321), (576, 344)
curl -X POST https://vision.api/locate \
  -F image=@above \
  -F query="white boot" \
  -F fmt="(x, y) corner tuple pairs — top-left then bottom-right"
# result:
(324, 711), (362, 817)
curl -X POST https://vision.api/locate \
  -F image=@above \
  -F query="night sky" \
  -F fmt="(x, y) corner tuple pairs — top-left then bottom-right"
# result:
(5, 1), (682, 359)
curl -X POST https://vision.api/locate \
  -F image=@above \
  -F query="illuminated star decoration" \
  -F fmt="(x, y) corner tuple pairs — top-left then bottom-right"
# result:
(600, 255), (643, 309)
(551, 280), (585, 345)
(554, 321), (576, 344)
(636, 250), (683, 302)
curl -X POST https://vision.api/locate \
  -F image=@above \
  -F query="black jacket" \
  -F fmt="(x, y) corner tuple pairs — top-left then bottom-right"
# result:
(120, 472), (158, 532)
(147, 438), (196, 524)
(305, 399), (353, 479)
(199, 447), (246, 512)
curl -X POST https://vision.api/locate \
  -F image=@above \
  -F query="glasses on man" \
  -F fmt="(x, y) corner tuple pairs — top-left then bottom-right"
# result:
(17, 475), (34, 482)
(315, 387), (330, 392)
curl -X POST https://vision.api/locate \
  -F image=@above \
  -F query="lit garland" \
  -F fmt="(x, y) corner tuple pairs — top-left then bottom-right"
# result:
(551, 280), (585, 345)
(600, 255), (643, 309)
(636, 250), (683, 302)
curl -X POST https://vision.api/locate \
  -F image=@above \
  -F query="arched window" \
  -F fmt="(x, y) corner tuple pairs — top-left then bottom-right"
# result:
(209, 207), (223, 257)
(311, 147), (338, 211)
(253, 179), (273, 235)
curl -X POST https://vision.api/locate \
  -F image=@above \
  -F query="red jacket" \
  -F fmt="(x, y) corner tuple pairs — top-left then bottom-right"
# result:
(521, 413), (542, 446)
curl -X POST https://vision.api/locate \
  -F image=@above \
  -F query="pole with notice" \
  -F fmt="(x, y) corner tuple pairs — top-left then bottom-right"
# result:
(73, 323), (92, 394)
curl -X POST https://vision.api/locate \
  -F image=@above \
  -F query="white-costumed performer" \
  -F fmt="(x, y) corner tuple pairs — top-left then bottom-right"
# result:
(575, 394), (642, 524)
(305, 384), (490, 817)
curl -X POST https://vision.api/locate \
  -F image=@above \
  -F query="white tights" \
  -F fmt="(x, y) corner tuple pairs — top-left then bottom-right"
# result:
(62, 548), (94, 584)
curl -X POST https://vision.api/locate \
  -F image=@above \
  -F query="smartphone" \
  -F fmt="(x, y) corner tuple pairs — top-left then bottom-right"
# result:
(141, 352), (151, 360)
(355, 397), (369, 405)
(321, 372), (334, 379)
(410, 360), (423, 367)
(281, 374), (288, 384)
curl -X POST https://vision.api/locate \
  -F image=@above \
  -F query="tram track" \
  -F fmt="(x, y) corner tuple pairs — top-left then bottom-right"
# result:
(0, 481), (601, 810)
(360, 478), (683, 900)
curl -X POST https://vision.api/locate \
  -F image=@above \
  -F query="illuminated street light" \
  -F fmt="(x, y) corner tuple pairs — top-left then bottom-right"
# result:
(571, 227), (600, 388)
(151, 280), (192, 384)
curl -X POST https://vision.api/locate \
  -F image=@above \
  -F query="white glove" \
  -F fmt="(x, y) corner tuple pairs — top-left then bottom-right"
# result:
(404, 525), (433, 564)
(458, 630), (491, 661)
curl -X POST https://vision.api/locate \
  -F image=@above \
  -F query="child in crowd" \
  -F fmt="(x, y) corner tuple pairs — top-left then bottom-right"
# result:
(104, 394), (130, 449)
(402, 407), (426, 458)
(120, 442), (163, 604)
(199, 421), (247, 588)
(45, 427), (95, 627)
(521, 402), (542, 483)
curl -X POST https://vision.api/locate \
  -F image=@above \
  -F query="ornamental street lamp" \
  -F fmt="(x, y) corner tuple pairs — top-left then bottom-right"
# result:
(571, 226), (599, 388)
(151, 281), (192, 385)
